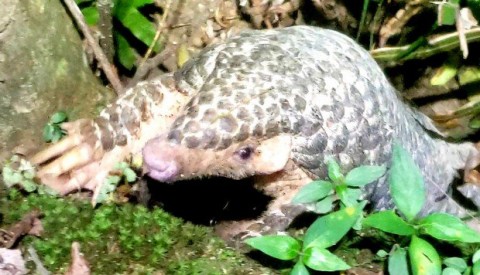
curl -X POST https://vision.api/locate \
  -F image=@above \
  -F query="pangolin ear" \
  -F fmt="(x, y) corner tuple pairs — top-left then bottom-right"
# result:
(252, 135), (292, 174)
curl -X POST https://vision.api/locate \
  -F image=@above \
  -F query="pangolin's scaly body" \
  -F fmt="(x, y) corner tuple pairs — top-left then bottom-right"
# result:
(33, 25), (478, 240)
(142, 26), (478, 240)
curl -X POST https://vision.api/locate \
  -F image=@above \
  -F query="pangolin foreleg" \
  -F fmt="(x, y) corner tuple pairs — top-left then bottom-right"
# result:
(31, 75), (190, 202)
(214, 160), (314, 248)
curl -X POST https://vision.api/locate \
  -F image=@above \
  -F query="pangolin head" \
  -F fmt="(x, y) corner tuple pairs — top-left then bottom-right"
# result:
(143, 27), (325, 182)
(142, 78), (302, 182)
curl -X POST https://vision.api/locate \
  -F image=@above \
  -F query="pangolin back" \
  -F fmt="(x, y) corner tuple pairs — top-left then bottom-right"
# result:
(143, 26), (477, 217)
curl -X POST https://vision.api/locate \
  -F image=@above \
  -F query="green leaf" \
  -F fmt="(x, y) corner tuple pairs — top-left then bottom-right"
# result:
(23, 169), (35, 180)
(37, 185), (59, 196)
(352, 211), (364, 231)
(389, 143), (425, 221)
(472, 249), (480, 263)
(314, 195), (335, 214)
(291, 261), (310, 275)
(457, 67), (480, 86)
(338, 187), (362, 206)
(114, 3), (159, 50)
(442, 267), (461, 275)
(418, 213), (480, 243)
(20, 179), (37, 193)
(443, 257), (467, 272)
(107, 175), (121, 185)
(124, 168), (137, 182)
(438, 0), (459, 26)
(469, 115), (480, 129)
(2, 166), (23, 187)
(81, 6), (99, 25)
(244, 235), (300, 261)
(345, 165), (386, 186)
(115, 33), (137, 70)
(388, 246), (409, 275)
(363, 210), (415, 236)
(303, 246), (350, 272)
(409, 236), (442, 275)
(430, 64), (458, 86)
(130, 0), (154, 8)
(50, 111), (68, 124)
(377, 249), (389, 258)
(50, 127), (64, 143)
(327, 158), (343, 183)
(303, 201), (366, 249)
(473, 260), (480, 275)
(43, 124), (55, 142)
(75, 0), (93, 5)
(114, 162), (129, 170)
(96, 175), (122, 203)
(292, 180), (333, 204)
(75, 0), (93, 4)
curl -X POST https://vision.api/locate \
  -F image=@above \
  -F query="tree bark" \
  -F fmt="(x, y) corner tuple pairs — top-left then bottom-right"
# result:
(0, 0), (115, 162)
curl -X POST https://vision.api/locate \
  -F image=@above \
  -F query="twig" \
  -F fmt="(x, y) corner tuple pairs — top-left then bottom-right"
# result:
(371, 27), (480, 62)
(128, 47), (175, 88)
(129, 0), (172, 87)
(63, 0), (123, 95)
(138, 0), (172, 68)
(171, 23), (191, 29)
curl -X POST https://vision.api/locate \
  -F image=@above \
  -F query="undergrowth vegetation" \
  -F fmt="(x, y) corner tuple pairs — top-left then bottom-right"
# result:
(246, 143), (480, 275)
(1, 191), (269, 274)
(76, 0), (162, 71)
(2, 1), (480, 274)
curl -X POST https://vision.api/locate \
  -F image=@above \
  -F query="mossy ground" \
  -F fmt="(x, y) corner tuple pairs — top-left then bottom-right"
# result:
(0, 188), (275, 274)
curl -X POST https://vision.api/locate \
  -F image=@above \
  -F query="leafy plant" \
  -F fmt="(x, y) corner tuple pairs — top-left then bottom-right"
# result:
(75, 0), (161, 70)
(2, 155), (37, 192)
(246, 159), (384, 273)
(2, 156), (56, 195)
(363, 143), (480, 274)
(96, 161), (138, 203)
(245, 202), (366, 273)
(43, 111), (68, 143)
(246, 143), (480, 274)
(292, 158), (386, 213)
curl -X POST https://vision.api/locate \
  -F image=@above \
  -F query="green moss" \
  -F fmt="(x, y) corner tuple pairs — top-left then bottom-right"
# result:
(0, 192), (273, 274)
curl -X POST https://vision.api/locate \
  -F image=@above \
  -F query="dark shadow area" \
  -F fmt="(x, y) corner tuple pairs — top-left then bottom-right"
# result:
(245, 249), (293, 271)
(146, 176), (272, 226)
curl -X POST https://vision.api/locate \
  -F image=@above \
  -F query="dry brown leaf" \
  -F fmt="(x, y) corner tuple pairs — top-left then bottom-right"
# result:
(0, 210), (42, 249)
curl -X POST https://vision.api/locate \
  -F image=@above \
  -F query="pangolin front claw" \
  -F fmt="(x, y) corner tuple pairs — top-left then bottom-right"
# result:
(30, 75), (190, 202)
(31, 120), (103, 195)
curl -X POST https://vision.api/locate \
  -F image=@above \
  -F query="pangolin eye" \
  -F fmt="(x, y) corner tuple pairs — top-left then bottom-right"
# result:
(237, 146), (253, 160)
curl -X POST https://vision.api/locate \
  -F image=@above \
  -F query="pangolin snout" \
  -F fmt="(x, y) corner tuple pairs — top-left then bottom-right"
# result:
(143, 138), (179, 183)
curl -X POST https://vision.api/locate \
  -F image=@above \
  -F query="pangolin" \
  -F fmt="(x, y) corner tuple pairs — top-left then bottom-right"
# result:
(32, 26), (480, 243)
(141, 26), (480, 241)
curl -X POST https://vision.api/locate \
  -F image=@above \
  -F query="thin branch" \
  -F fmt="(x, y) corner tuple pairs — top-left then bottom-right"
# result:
(371, 27), (480, 62)
(138, 0), (173, 68)
(128, 47), (175, 88)
(63, 0), (123, 95)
